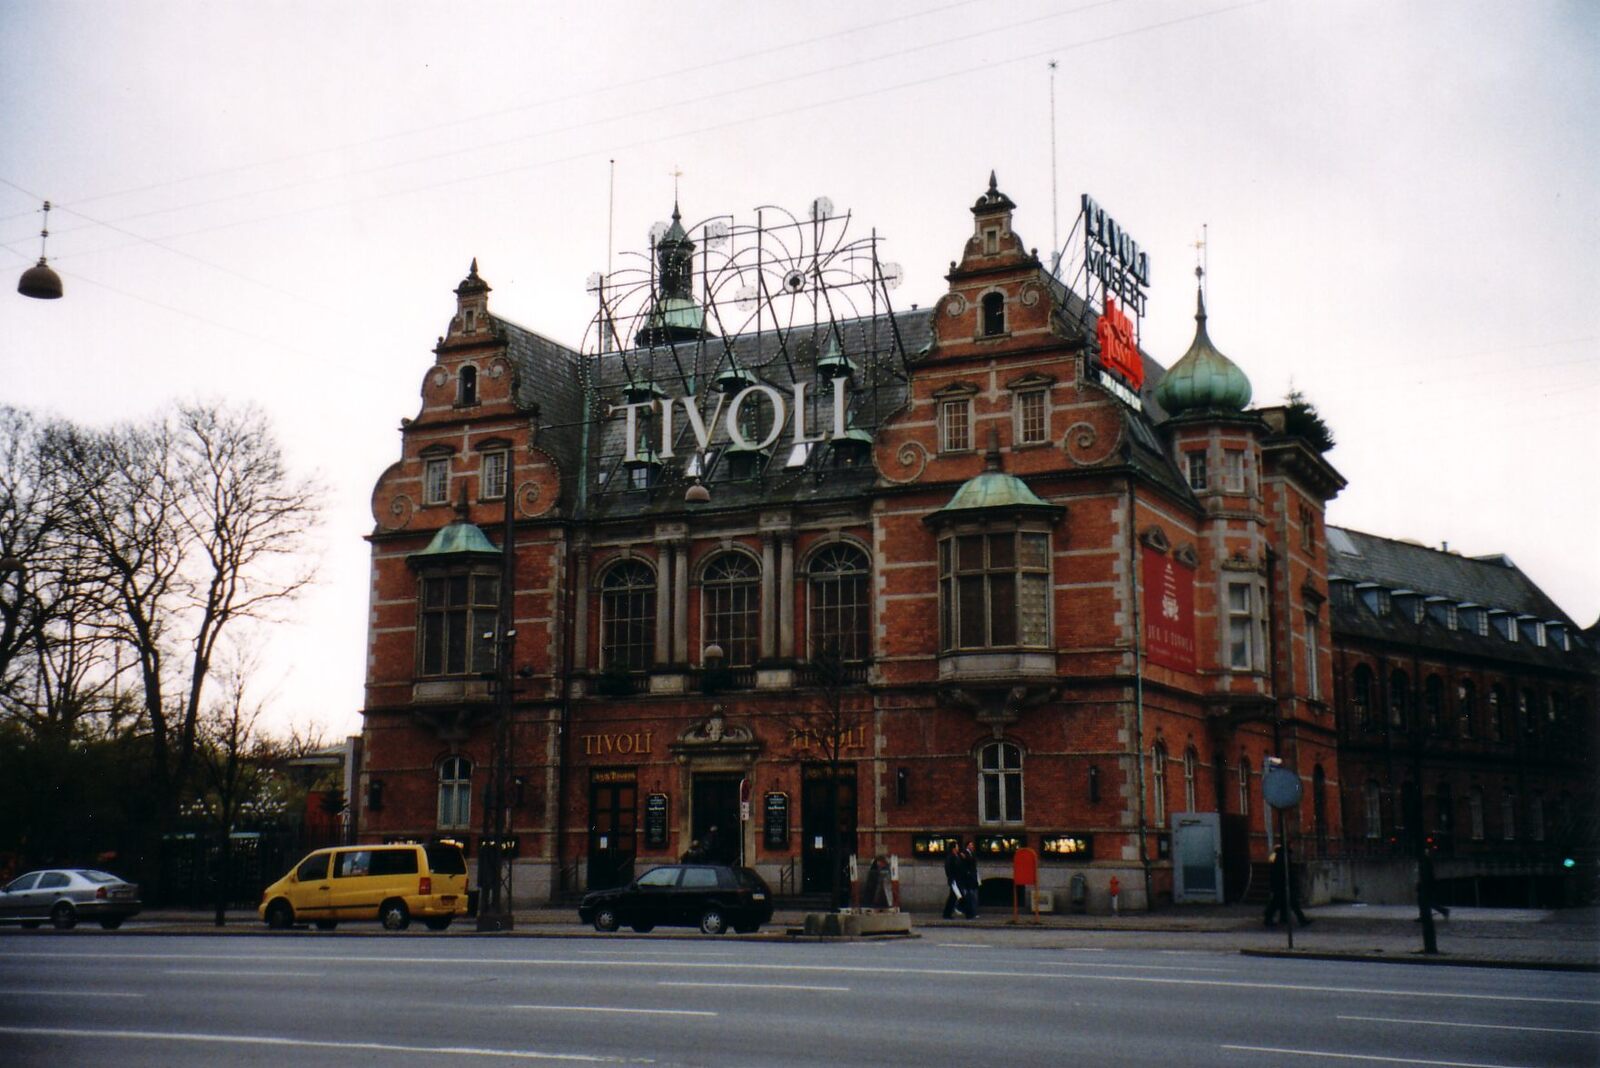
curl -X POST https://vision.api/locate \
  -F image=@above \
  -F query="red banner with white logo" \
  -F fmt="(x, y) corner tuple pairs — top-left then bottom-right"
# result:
(1142, 545), (1195, 673)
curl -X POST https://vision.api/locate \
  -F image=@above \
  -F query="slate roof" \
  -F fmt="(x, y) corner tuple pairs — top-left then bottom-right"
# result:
(581, 308), (930, 520)
(494, 314), (585, 509)
(1327, 526), (1597, 671)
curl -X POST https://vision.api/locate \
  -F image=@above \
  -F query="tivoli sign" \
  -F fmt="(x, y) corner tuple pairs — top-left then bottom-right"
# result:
(613, 376), (855, 462)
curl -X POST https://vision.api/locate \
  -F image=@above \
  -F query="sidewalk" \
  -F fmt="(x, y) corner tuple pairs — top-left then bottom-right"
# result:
(99, 902), (1600, 971)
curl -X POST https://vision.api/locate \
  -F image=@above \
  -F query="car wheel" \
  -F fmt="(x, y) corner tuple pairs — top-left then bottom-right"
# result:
(379, 899), (411, 931)
(98, 916), (126, 930)
(630, 923), (655, 933)
(265, 900), (294, 930)
(424, 917), (453, 931)
(314, 919), (338, 931)
(699, 908), (726, 935)
(50, 902), (77, 930)
(592, 906), (619, 932)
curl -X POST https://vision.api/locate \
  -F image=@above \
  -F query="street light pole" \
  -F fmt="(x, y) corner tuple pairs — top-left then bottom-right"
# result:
(476, 476), (518, 931)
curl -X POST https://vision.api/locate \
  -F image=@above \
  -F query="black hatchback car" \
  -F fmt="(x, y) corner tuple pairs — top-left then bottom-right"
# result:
(579, 864), (773, 935)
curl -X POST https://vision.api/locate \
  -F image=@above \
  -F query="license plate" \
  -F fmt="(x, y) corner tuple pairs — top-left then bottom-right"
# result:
(440, 896), (456, 903)
(752, 893), (767, 901)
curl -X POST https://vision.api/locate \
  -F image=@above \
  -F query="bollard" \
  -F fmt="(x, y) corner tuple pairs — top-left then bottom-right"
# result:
(1109, 875), (1120, 916)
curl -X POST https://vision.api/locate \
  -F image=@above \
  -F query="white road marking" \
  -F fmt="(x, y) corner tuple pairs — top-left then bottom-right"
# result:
(1338, 1014), (1600, 1036)
(0, 990), (143, 998)
(936, 943), (988, 948)
(508, 1006), (716, 1017)
(1224, 1045), (1535, 1067)
(659, 981), (850, 992)
(12, 950), (1596, 1006)
(0, 1026), (641, 1062)
(166, 969), (323, 977)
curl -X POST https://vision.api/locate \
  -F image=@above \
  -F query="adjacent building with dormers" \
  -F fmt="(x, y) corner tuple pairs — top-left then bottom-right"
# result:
(356, 178), (1594, 911)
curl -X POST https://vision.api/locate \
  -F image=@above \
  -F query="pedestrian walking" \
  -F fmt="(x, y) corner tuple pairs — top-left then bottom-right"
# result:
(1263, 844), (1310, 927)
(960, 840), (981, 919)
(941, 843), (963, 919)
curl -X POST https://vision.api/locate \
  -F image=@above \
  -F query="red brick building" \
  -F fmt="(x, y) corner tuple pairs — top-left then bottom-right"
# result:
(356, 178), (1361, 911)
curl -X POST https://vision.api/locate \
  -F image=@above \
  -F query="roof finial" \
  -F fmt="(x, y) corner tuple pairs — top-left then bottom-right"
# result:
(469, 257), (479, 278)
(988, 170), (999, 195)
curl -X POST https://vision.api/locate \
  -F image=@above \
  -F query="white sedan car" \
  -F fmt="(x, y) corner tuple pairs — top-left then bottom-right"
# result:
(0, 869), (142, 929)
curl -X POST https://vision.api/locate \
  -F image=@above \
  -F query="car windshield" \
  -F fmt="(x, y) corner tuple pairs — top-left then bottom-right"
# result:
(78, 870), (121, 884)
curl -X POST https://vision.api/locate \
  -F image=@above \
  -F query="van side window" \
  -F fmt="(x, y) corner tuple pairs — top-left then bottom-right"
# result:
(370, 849), (418, 877)
(297, 854), (330, 881)
(335, 850), (373, 878)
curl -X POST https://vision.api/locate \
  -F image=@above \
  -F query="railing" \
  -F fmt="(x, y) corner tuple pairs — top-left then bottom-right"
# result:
(794, 660), (869, 687)
(778, 856), (797, 896)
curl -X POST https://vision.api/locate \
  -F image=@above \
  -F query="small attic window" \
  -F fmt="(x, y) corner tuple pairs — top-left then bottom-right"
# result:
(984, 227), (999, 254)
(981, 292), (1006, 337)
(464, 308), (476, 332)
(458, 366), (479, 406)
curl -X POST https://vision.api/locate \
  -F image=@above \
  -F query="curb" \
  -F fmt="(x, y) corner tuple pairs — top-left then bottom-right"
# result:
(1240, 948), (1600, 973)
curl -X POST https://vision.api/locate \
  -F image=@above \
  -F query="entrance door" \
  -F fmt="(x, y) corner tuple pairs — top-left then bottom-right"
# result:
(691, 774), (741, 866)
(587, 778), (637, 891)
(1172, 812), (1223, 903)
(801, 767), (856, 899)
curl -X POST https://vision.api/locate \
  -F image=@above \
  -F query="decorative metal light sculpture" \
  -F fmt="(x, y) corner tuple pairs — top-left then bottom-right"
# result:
(17, 200), (62, 299)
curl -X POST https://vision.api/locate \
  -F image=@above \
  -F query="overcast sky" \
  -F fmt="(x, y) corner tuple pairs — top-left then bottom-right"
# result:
(3, 0), (1595, 741)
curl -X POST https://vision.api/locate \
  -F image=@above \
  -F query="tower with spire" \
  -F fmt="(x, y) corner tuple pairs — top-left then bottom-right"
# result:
(635, 203), (709, 346)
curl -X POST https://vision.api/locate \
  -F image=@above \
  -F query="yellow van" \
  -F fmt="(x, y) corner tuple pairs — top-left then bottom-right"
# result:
(258, 842), (469, 931)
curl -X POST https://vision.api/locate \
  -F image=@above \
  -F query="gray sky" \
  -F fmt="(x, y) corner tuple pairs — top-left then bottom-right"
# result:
(3, 0), (1596, 740)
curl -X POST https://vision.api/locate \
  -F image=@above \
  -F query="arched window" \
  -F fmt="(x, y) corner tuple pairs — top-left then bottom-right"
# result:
(438, 756), (472, 830)
(1519, 688), (1536, 740)
(807, 543), (870, 663)
(1237, 756), (1251, 816)
(599, 560), (656, 672)
(1363, 780), (1382, 838)
(458, 365), (478, 406)
(1435, 782), (1453, 842)
(1489, 685), (1506, 741)
(702, 552), (760, 667)
(1468, 786), (1485, 840)
(1313, 765), (1328, 850)
(1424, 675), (1444, 734)
(1151, 743), (1168, 826)
(979, 741), (1023, 824)
(1183, 747), (1198, 812)
(1457, 679), (1476, 738)
(1388, 669), (1409, 729)
(1351, 664), (1374, 732)
(981, 291), (1005, 337)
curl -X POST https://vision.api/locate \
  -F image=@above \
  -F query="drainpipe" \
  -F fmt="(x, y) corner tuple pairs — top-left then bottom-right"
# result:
(1127, 476), (1152, 911)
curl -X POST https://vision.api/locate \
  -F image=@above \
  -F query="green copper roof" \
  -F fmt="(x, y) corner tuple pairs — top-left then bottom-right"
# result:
(1153, 288), (1252, 414)
(408, 520), (500, 562)
(936, 470), (1054, 514)
(643, 296), (705, 334)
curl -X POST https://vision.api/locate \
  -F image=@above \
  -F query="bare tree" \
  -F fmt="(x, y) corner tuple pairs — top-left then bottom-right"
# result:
(52, 401), (322, 819)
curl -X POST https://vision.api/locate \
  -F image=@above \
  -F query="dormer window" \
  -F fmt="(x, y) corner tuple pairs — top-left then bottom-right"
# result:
(458, 366), (478, 406)
(981, 292), (1005, 337)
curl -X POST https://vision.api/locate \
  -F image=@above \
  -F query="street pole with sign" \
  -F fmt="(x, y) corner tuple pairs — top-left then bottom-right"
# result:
(1263, 759), (1303, 949)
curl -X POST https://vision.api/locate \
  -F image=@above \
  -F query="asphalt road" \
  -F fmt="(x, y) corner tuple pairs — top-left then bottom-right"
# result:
(2, 932), (1597, 1067)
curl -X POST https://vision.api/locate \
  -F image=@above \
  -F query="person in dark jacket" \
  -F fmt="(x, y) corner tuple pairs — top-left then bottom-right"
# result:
(960, 840), (981, 919)
(941, 843), (964, 919)
(1263, 844), (1311, 927)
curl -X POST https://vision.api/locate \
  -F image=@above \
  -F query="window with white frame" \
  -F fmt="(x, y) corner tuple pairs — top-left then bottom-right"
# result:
(1151, 743), (1168, 825)
(424, 457), (450, 505)
(978, 741), (1023, 824)
(1226, 582), (1256, 670)
(702, 552), (760, 667)
(981, 291), (1006, 336)
(1224, 448), (1245, 492)
(1364, 780), (1382, 838)
(1238, 756), (1251, 816)
(1016, 389), (1048, 445)
(1183, 747), (1198, 811)
(438, 756), (472, 830)
(807, 543), (871, 663)
(939, 398), (972, 453)
(599, 560), (656, 671)
(938, 529), (1051, 651)
(480, 450), (507, 500)
(1185, 450), (1207, 491)
(1304, 610), (1321, 700)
